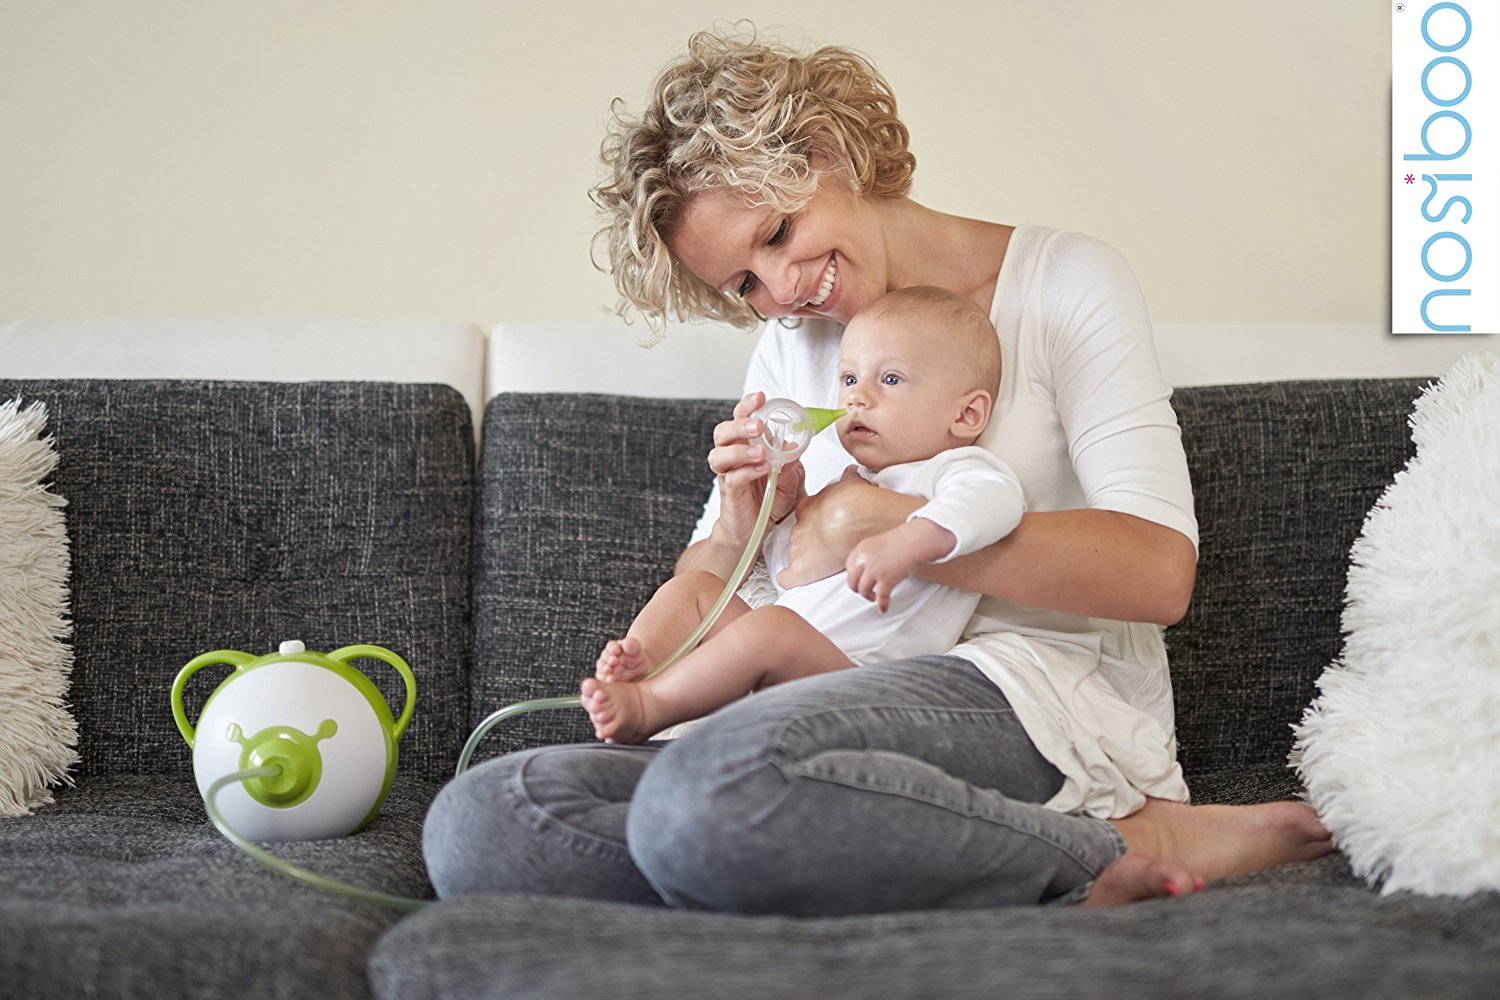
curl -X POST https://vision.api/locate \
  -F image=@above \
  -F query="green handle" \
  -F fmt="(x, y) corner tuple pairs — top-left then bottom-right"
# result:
(171, 649), (256, 747)
(326, 645), (417, 740)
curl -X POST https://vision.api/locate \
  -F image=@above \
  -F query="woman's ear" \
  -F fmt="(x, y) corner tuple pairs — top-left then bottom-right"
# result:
(951, 390), (992, 442)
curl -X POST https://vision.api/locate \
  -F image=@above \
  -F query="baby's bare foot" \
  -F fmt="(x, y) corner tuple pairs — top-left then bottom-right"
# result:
(1111, 798), (1336, 886)
(579, 677), (656, 744)
(595, 637), (655, 682)
(1079, 853), (1204, 908)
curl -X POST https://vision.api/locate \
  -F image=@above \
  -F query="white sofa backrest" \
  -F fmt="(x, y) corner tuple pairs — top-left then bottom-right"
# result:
(6, 318), (1489, 424)
(486, 321), (760, 403)
(487, 320), (1490, 399)
(0, 319), (488, 433)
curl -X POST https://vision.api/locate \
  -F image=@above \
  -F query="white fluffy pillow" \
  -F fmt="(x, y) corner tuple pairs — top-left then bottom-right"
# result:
(0, 398), (77, 816)
(1291, 353), (1500, 897)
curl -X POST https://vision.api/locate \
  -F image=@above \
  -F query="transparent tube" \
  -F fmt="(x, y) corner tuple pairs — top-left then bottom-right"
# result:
(204, 766), (430, 913)
(453, 695), (588, 775)
(454, 463), (782, 776)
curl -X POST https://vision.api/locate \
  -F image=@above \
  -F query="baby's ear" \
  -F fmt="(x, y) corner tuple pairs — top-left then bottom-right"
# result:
(952, 389), (992, 441)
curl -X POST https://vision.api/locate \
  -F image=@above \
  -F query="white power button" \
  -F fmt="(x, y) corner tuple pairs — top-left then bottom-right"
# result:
(279, 640), (307, 656)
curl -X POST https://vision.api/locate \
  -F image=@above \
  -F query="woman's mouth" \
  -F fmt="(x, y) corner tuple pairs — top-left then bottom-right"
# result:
(805, 254), (839, 311)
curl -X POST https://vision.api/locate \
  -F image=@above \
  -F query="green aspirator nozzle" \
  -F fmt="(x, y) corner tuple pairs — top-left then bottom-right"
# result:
(754, 398), (845, 467)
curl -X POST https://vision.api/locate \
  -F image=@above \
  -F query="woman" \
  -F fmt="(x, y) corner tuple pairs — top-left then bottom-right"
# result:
(423, 28), (1333, 914)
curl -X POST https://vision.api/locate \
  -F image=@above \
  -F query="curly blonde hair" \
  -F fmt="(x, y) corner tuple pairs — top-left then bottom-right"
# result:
(592, 26), (916, 336)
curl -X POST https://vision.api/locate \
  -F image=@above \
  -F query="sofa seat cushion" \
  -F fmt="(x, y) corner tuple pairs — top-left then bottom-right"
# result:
(0, 773), (436, 1000)
(369, 882), (1500, 1000)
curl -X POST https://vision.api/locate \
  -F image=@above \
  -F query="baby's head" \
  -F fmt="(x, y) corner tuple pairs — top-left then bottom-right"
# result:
(835, 286), (1000, 471)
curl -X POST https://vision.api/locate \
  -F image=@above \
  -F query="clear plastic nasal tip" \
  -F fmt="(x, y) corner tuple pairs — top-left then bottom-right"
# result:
(753, 398), (846, 467)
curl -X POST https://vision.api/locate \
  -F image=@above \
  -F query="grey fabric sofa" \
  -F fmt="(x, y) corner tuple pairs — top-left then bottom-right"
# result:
(3, 375), (1499, 999)
(0, 380), (472, 1000)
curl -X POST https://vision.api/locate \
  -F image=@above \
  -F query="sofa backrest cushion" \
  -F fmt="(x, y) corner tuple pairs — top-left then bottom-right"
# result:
(1167, 378), (1424, 778)
(0, 380), (474, 783)
(470, 393), (721, 750)
(472, 380), (1426, 781)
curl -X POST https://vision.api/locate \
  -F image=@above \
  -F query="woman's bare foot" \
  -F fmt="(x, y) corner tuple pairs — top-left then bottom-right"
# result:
(1110, 797), (1336, 886)
(1079, 854), (1205, 908)
(595, 637), (655, 682)
(579, 677), (658, 744)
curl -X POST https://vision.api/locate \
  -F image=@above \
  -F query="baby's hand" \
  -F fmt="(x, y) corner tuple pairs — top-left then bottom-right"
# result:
(845, 519), (956, 613)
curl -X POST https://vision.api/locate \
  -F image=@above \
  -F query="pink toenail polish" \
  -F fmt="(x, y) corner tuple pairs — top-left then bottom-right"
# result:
(1164, 882), (1178, 895)
(1194, 878), (1206, 891)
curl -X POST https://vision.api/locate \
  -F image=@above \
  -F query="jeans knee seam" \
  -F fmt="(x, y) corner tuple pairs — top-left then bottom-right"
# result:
(775, 758), (1109, 877)
(768, 705), (1020, 764)
(513, 752), (635, 859)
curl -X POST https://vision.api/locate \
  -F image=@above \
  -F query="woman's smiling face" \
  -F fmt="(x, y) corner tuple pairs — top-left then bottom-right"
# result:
(667, 174), (888, 327)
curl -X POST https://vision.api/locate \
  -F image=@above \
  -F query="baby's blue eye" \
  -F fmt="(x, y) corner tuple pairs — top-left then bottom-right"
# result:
(883, 373), (901, 386)
(841, 374), (856, 387)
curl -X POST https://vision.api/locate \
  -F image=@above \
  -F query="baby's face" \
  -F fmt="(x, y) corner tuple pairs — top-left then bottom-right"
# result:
(834, 311), (976, 471)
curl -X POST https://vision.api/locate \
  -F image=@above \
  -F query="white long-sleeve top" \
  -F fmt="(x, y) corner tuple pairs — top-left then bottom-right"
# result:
(763, 446), (1025, 666)
(690, 226), (1198, 818)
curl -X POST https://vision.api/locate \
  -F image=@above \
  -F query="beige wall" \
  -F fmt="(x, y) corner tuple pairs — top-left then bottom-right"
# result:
(0, 1), (1398, 332)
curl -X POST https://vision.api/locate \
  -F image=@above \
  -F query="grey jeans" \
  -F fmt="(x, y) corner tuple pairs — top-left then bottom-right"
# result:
(422, 655), (1127, 915)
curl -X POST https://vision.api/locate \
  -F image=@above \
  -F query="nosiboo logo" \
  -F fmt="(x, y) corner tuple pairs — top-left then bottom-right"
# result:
(1392, 1), (1499, 333)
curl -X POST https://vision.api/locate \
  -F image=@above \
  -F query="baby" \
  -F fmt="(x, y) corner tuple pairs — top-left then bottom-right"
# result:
(581, 285), (1026, 743)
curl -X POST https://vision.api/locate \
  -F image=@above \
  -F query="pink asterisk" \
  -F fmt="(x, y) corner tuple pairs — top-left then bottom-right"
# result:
(1404, 174), (1416, 184)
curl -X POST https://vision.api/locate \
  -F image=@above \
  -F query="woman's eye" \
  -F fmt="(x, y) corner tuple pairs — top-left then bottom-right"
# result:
(883, 374), (901, 386)
(733, 220), (788, 297)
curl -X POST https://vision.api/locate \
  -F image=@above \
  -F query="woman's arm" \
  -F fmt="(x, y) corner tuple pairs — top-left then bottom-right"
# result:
(780, 476), (1196, 626)
(931, 507), (1196, 626)
(675, 532), (738, 579)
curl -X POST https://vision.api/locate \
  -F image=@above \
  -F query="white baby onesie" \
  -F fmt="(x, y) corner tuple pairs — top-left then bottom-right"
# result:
(762, 446), (1024, 665)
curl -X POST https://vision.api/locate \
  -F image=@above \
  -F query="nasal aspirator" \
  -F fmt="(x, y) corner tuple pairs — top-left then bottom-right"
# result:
(172, 641), (416, 842)
(751, 397), (846, 465)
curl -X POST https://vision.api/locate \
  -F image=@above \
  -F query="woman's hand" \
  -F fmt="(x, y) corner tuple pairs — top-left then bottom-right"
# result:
(706, 391), (771, 550)
(677, 391), (808, 578)
(778, 466), (921, 589)
(706, 390), (806, 537)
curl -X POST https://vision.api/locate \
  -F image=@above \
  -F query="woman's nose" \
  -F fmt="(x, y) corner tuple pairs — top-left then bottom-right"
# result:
(761, 261), (801, 308)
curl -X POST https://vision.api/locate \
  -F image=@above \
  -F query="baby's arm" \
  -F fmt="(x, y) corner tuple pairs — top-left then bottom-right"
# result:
(845, 519), (956, 613)
(844, 448), (1027, 612)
